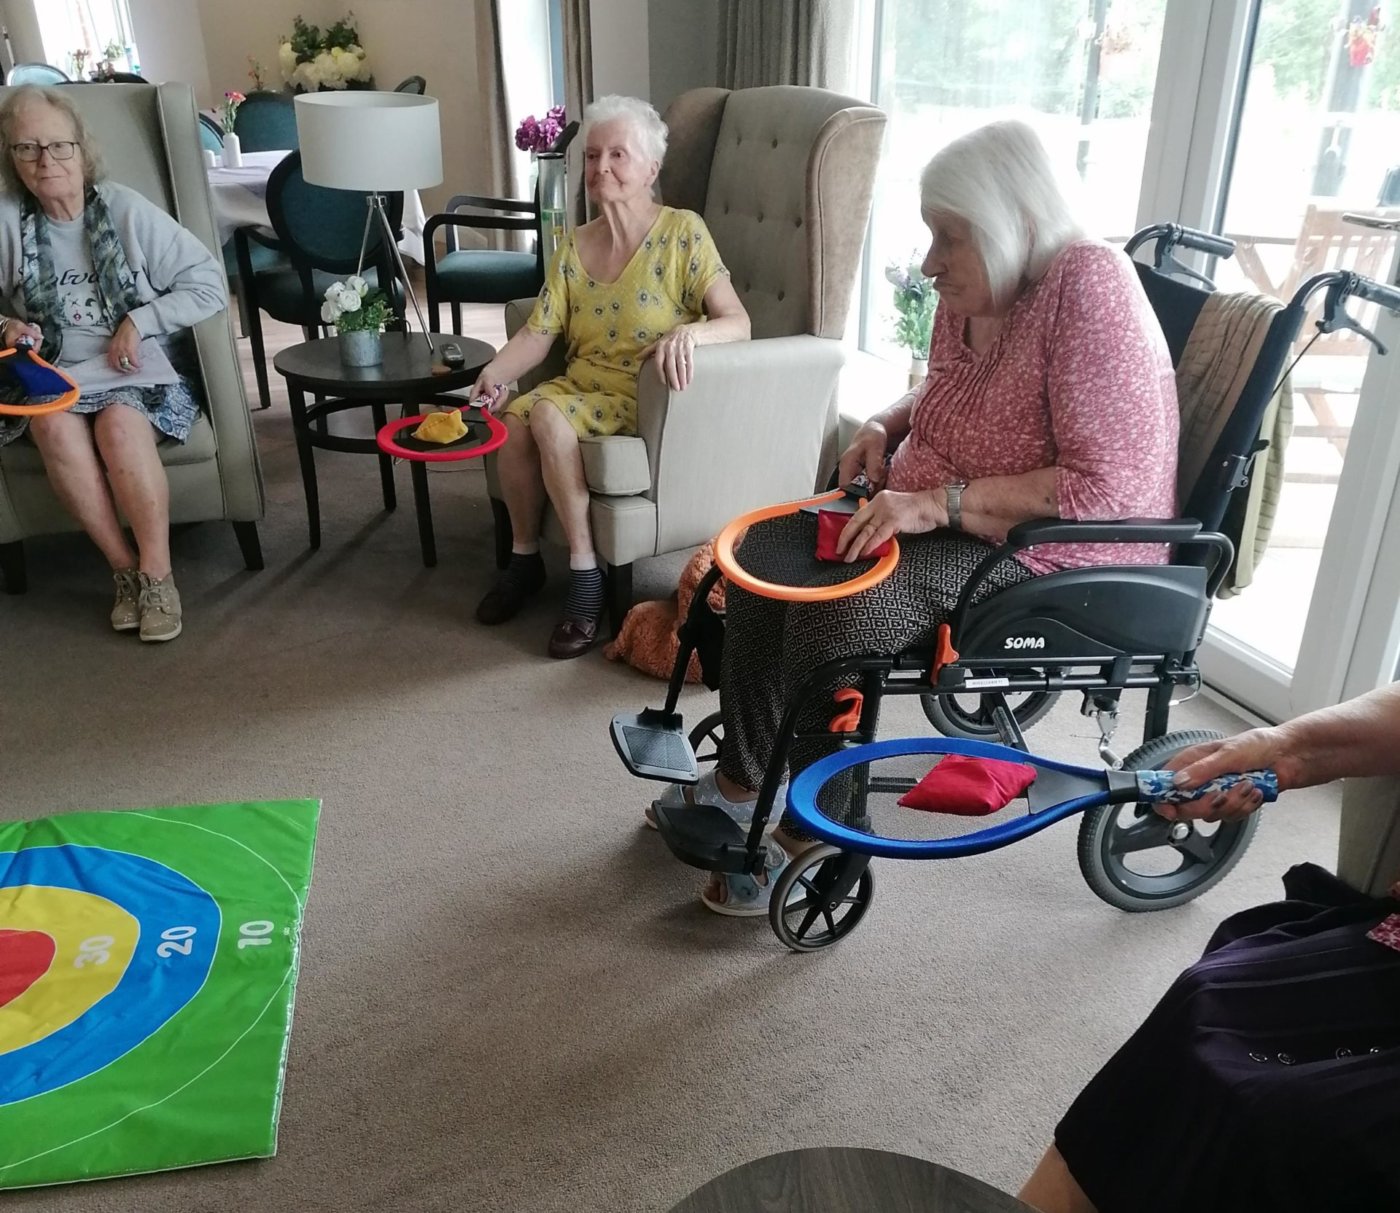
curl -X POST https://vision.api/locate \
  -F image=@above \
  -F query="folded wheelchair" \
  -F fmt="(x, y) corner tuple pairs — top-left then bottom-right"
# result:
(611, 223), (1400, 951)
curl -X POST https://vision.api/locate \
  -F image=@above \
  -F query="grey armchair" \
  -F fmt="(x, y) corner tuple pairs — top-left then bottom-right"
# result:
(487, 85), (886, 630)
(0, 82), (264, 592)
(1338, 775), (1400, 897)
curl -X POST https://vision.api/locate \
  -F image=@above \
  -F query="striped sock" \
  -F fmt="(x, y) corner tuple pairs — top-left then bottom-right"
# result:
(563, 565), (605, 624)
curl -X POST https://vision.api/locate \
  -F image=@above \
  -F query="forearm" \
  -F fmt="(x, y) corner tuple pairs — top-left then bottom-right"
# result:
(870, 391), (918, 445)
(1272, 683), (1400, 789)
(488, 327), (556, 383)
(957, 466), (1060, 541)
(687, 312), (749, 346)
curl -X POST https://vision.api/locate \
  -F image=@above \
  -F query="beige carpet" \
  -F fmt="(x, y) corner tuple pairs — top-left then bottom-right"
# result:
(1, 320), (1341, 1212)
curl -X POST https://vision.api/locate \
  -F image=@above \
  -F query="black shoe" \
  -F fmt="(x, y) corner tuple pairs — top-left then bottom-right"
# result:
(547, 614), (601, 659)
(475, 557), (546, 625)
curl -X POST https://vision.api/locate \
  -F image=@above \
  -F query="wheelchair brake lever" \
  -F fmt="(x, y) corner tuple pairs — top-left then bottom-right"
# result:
(1158, 249), (1217, 291)
(1318, 278), (1388, 356)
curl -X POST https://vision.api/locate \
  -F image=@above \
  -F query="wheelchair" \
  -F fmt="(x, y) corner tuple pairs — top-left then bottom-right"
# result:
(611, 223), (1400, 951)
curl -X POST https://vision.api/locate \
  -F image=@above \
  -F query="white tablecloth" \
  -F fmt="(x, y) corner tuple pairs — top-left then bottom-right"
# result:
(206, 149), (427, 265)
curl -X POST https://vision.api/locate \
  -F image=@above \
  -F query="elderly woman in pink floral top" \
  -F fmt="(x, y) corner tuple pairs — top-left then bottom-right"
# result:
(649, 120), (1181, 918)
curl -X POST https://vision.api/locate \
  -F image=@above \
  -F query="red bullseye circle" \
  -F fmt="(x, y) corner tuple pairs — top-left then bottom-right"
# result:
(0, 929), (55, 1010)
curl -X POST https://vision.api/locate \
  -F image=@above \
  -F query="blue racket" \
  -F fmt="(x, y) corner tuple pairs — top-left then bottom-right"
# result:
(787, 736), (1277, 860)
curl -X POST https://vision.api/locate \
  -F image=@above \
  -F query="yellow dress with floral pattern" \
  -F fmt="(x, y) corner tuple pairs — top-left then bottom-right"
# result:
(505, 206), (729, 438)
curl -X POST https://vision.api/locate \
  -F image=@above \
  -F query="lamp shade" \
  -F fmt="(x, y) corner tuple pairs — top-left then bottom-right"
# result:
(295, 91), (442, 191)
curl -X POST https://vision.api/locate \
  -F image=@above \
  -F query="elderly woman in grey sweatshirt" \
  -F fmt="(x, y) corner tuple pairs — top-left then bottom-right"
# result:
(0, 85), (226, 642)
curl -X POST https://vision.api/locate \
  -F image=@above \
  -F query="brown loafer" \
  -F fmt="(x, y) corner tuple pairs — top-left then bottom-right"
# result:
(548, 615), (600, 659)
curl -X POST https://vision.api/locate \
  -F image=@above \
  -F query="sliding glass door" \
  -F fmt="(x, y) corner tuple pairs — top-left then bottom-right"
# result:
(854, 0), (1400, 721)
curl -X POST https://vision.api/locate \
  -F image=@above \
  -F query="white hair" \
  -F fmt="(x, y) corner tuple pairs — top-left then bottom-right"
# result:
(919, 120), (1084, 309)
(581, 94), (668, 166)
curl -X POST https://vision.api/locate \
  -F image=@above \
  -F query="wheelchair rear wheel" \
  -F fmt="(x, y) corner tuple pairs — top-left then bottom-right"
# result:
(770, 845), (876, 951)
(921, 689), (1059, 739)
(1077, 729), (1259, 911)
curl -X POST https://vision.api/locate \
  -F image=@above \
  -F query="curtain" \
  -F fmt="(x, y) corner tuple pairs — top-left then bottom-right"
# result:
(720, 0), (855, 92)
(561, 0), (593, 223)
(473, 0), (525, 249)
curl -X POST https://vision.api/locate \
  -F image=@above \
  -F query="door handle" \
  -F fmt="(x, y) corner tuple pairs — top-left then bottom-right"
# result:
(1342, 212), (1400, 231)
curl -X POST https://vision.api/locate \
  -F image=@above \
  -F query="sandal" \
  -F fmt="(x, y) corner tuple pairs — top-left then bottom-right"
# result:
(700, 842), (791, 917)
(645, 770), (765, 830)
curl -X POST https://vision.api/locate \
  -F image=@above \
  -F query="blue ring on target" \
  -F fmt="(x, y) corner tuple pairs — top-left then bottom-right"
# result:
(0, 845), (221, 1105)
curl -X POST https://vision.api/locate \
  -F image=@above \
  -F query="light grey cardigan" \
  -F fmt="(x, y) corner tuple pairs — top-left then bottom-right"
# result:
(0, 180), (226, 393)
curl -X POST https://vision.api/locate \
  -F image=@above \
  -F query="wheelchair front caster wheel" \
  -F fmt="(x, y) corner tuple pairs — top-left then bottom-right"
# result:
(689, 711), (724, 767)
(1078, 729), (1260, 911)
(769, 844), (875, 952)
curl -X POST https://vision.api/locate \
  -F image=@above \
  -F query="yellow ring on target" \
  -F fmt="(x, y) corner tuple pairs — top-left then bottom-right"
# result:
(0, 884), (137, 1056)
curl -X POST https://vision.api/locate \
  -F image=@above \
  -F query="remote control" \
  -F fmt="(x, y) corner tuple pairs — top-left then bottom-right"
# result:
(440, 342), (465, 369)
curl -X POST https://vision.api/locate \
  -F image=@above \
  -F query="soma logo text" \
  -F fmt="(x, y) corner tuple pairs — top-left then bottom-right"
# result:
(1003, 635), (1045, 650)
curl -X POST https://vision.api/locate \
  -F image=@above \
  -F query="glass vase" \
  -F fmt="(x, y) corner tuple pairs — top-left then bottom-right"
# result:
(908, 355), (928, 389)
(535, 151), (569, 262)
(339, 328), (382, 368)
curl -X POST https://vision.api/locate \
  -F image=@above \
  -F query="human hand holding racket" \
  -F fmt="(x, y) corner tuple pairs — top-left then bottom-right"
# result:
(835, 488), (944, 563)
(837, 421), (891, 492)
(1, 318), (42, 350)
(469, 366), (508, 413)
(1162, 727), (1296, 822)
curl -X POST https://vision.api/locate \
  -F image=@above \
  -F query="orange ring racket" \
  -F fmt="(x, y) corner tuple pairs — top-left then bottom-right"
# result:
(0, 344), (81, 417)
(714, 488), (901, 602)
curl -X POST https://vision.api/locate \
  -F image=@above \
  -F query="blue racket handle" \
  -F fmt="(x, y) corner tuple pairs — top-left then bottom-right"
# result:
(1135, 769), (1278, 803)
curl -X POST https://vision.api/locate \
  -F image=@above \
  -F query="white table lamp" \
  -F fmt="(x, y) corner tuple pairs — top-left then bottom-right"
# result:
(295, 91), (443, 352)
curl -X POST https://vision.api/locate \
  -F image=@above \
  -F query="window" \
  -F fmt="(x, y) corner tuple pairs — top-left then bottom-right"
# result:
(855, 0), (1168, 363)
(35, 0), (139, 81)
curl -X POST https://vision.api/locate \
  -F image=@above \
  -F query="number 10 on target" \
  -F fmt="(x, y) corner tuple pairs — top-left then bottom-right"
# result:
(238, 920), (275, 949)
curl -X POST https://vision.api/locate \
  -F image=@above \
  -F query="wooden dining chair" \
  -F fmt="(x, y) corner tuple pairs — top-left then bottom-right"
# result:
(232, 91), (299, 153)
(393, 76), (427, 95)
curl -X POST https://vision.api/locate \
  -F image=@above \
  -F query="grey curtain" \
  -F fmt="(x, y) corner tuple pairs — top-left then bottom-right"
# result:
(473, 0), (526, 250)
(561, 0), (594, 224)
(721, 0), (855, 91)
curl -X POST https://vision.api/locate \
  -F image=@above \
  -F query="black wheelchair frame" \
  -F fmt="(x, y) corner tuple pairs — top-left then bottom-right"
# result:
(612, 223), (1400, 951)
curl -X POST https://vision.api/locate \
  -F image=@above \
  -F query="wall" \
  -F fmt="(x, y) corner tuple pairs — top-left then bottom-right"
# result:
(648, 0), (721, 114)
(129, 0), (211, 105)
(0, 0), (52, 70)
(194, 0), (486, 214)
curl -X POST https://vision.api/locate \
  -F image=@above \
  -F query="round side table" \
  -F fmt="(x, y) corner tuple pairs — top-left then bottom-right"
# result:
(667, 1148), (1035, 1213)
(375, 409), (507, 566)
(271, 332), (495, 553)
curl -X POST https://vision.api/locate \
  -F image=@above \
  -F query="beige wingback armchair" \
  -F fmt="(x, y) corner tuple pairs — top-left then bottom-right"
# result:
(486, 85), (886, 630)
(1338, 776), (1400, 897)
(0, 82), (264, 592)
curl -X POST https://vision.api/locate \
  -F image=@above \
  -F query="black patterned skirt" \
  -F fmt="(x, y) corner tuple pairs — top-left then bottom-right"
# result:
(1056, 863), (1400, 1213)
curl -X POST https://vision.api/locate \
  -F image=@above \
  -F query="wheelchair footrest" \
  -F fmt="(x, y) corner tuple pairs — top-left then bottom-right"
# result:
(653, 802), (754, 873)
(610, 709), (698, 783)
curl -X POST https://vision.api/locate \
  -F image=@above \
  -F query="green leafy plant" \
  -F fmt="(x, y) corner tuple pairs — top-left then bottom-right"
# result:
(321, 277), (393, 334)
(885, 256), (938, 357)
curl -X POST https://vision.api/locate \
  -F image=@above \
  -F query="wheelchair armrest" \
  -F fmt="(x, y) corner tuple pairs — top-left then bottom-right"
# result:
(1005, 517), (1204, 549)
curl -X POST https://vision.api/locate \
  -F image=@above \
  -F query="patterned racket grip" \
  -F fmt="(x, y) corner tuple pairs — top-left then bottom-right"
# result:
(1135, 769), (1279, 804)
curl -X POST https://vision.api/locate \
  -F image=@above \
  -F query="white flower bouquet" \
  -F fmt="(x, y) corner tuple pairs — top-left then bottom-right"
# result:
(321, 277), (392, 333)
(279, 14), (372, 93)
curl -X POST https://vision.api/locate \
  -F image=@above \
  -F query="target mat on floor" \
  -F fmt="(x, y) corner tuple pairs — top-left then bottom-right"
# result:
(0, 799), (320, 1188)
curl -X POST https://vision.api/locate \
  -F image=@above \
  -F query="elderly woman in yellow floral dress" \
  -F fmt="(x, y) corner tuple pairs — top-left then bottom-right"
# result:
(471, 94), (750, 660)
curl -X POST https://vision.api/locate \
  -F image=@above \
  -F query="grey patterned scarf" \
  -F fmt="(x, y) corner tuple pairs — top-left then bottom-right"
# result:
(19, 184), (143, 363)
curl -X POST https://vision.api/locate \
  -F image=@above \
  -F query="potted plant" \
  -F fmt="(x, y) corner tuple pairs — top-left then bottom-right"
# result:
(885, 256), (938, 387)
(322, 277), (393, 367)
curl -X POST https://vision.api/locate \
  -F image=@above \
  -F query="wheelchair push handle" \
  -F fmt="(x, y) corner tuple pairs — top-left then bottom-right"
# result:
(1133, 768), (1279, 805)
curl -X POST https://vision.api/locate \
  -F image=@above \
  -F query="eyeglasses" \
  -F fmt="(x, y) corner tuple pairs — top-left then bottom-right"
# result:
(10, 141), (78, 162)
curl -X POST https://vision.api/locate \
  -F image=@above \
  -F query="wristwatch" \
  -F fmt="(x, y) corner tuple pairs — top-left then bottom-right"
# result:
(945, 481), (969, 531)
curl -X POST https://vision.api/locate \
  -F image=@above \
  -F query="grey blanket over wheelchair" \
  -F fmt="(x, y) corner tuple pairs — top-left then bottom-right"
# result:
(1176, 290), (1293, 597)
